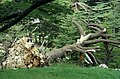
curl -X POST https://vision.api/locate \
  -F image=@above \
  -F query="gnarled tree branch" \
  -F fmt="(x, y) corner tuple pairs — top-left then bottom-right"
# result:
(84, 39), (120, 45)
(73, 20), (85, 36)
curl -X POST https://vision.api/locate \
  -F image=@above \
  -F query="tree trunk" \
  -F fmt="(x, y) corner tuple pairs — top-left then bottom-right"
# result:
(0, 0), (54, 32)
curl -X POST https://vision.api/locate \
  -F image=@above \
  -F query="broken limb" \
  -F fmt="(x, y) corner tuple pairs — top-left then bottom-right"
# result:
(84, 39), (120, 45)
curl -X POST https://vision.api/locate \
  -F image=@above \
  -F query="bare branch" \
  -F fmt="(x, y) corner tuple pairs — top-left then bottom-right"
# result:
(100, 34), (112, 38)
(73, 20), (85, 36)
(109, 43), (120, 48)
(84, 39), (120, 45)
(88, 23), (105, 31)
(89, 32), (102, 39)
(88, 26), (101, 32)
(76, 45), (99, 50)
(87, 52), (98, 64)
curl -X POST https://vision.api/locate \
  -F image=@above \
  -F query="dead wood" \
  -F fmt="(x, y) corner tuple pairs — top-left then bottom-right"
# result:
(45, 20), (120, 66)
(1, 19), (120, 68)
(84, 39), (120, 45)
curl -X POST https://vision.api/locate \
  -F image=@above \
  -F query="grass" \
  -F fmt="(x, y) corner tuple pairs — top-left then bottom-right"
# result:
(0, 63), (120, 79)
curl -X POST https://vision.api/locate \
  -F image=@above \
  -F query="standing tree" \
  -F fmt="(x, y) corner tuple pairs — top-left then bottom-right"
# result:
(0, 0), (54, 32)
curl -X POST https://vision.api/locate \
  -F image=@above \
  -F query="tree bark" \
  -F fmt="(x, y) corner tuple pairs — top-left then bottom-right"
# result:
(84, 39), (120, 45)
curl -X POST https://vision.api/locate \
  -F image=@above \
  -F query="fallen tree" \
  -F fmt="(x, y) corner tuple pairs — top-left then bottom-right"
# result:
(1, 19), (120, 69)
(45, 20), (120, 65)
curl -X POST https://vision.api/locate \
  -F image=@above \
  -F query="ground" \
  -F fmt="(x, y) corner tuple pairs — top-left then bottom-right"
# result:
(0, 63), (120, 79)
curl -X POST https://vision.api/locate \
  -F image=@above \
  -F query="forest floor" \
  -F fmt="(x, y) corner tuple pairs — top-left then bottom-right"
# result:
(0, 63), (120, 79)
